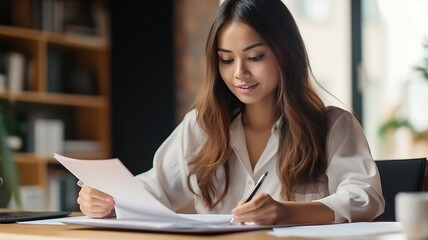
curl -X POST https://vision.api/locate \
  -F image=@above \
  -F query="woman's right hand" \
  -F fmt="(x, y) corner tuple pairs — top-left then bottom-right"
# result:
(77, 184), (116, 218)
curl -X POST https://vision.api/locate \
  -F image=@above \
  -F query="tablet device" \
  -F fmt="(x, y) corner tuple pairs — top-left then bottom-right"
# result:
(0, 211), (71, 223)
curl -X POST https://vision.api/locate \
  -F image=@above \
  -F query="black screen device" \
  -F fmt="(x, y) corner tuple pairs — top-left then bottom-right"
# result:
(0, 211), (71, 223)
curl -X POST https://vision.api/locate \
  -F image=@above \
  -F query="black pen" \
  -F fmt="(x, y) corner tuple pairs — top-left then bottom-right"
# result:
(230, 171), (269, 224)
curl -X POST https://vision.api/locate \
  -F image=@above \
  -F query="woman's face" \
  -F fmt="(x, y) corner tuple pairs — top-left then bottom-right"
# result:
(217, 21), (280, 106)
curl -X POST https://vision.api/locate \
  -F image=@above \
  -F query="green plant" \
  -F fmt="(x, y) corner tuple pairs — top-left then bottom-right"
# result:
(414, 38), (428, 80)
(378, 39), (428, 144)
(378, 118), (427, 141)
(0, 105), (21, 208)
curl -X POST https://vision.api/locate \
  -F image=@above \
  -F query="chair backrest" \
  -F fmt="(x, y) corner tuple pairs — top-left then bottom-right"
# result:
(374, 158), (426, 221)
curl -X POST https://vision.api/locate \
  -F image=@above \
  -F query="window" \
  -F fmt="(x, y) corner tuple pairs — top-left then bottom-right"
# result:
(362, 0), (428, 158)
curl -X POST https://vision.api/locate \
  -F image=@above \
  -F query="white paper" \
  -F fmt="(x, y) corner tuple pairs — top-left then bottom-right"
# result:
(53, 154), (276, 233)
(53, 154), (231, 224)
(61, 216), (271, 233)
(18, 216), (88, 225)
(269, 222), (403, 238)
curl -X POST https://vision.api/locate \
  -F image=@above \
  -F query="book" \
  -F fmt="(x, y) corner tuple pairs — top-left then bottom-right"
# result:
(34, 118), (64, 155)
(47, 166), (61, 211)
(41, 0), (53, 32)
(63, 140), (101, 153)
(5, 52), (25, 92)
(8, 186), (44, 211)
(47, 165), (79, 211)
(0, 74), (6, 92)
(0, 49), (5, 91)
(47, 46), (76, 93)
(11, 0), (33, 28)
(24, 57), (35, 91)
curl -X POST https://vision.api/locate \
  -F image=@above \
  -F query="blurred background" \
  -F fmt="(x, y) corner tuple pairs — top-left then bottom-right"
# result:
(0, 0), (427, 211)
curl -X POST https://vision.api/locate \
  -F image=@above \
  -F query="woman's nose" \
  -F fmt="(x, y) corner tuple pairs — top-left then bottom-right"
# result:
(234, 62), (251, 80)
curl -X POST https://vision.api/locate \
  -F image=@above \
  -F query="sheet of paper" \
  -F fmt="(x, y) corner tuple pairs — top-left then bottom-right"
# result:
(60, 216), (273, 233)
(18, 216), (88, 225)
(269, 222), (403, 238)
(53, 154), (230, 224)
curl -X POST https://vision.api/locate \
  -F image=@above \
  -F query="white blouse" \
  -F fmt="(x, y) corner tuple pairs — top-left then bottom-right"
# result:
(135, 106), (385, 223)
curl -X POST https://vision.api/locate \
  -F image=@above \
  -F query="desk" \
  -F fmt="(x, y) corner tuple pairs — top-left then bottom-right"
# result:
(0, 211), (404, 240)
(0, 222), (405, 240)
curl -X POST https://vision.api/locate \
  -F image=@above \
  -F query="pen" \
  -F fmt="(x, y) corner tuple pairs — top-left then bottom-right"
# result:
(230, 171), (268, 224)
(77, 180), (83, 187)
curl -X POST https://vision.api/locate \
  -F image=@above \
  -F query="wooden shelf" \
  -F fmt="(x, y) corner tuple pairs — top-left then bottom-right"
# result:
(14, 153), (56, 164)
(0, 25), (108, 50)
(0, 91), (107, 108)
(0, 0), (111, 210)
(14, 152), (111, 164)
(47, 32), (109, 50)
(0, 25), (42, 41)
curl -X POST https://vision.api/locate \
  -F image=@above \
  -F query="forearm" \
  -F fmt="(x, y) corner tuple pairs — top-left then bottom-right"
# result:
(277, 201), (335, 225)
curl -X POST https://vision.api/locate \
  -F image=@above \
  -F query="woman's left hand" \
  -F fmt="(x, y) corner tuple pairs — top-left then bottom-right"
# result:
(231, 193), (286, 225)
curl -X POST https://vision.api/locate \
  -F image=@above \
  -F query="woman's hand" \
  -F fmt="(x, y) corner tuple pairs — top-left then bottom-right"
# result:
(231, 193), (286, 225)
(77, 185), (116, 218)
(231, 193), (335, 225)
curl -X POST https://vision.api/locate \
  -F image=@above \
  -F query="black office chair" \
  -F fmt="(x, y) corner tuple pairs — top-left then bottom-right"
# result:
(373, 158), (426, 221)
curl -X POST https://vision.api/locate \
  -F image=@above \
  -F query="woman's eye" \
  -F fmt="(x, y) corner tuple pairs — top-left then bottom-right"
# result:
(220, 59), (234, 64)
(249, 54), (264, 61)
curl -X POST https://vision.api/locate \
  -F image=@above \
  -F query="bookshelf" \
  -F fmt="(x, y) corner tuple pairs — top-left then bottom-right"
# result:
(0, 0), (110, 211)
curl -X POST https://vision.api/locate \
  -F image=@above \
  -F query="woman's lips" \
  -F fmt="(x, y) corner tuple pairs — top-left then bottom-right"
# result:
(236, 83), (259, 92)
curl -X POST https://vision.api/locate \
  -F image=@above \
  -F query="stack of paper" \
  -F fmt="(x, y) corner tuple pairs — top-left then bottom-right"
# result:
(270, 222), (403, 238)
(53, 154), (272, 233)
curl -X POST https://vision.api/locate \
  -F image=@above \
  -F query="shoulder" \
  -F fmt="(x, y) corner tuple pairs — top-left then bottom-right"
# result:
(326, 106), (353, 121)
(179, 109), (205, 141)
(325, 106), (364, 141)
(181, 108), (198, 124)
(325, 106), (367, 148)
(326, 106), (358, 129)
(324, 107), (373, 165)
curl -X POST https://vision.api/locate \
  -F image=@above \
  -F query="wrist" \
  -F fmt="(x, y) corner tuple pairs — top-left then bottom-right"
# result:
(277, 201), (334, 224)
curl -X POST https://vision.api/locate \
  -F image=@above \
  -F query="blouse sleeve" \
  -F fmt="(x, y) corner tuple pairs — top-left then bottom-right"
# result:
(316, 108), (385, 223)
(134, 110), (204, 211)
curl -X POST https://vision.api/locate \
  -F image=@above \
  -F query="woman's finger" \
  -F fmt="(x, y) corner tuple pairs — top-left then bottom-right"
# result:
(77, 185), (115, 218)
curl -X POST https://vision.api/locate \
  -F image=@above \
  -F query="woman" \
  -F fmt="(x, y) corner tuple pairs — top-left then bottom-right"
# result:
(78, 0), (384, 225)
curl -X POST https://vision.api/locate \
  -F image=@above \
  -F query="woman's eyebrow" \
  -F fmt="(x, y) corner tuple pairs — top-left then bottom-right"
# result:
(217, 42), (264, 53)
(242, 42), (263, 52)
(217, 47), (231, 53)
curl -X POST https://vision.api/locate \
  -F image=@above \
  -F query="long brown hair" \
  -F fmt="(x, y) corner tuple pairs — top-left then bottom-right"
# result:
(188, 0), (328, 208)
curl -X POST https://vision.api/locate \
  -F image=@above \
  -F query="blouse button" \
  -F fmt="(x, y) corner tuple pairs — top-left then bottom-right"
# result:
(247, 180), (254, 186)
